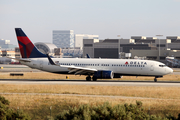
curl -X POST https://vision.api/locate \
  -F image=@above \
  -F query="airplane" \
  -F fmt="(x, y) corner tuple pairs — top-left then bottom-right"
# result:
(13, 28), (173, 82)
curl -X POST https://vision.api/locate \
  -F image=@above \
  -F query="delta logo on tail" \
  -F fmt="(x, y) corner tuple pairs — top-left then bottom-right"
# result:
(15, 28), (47, 58)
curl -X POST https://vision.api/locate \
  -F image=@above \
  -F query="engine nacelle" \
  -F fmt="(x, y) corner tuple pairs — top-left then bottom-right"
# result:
(94, 70), (114, 79)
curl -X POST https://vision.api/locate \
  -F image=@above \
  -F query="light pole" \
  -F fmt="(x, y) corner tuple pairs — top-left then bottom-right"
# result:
(156, 35), (163, 61)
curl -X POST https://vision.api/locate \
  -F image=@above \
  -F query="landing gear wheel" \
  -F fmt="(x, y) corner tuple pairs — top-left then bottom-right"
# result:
(92, 76), (97, 81)
(154, 78), (157, 82)
(86, 76), (91, 81)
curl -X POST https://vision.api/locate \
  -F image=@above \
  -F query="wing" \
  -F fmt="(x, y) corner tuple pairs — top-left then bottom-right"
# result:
(46, 54), (97, 75)
(61, 65), (97, 75)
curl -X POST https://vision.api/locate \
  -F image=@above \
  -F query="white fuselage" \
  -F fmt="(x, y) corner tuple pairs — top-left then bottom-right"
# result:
(21, 58), (173, 77)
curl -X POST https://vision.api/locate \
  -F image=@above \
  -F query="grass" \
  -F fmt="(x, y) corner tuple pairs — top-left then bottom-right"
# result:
(0, 83), (180, 118)
(0, 84), (180, 99)
(0, 71), (180, 119)
(1, 94), (180, 119)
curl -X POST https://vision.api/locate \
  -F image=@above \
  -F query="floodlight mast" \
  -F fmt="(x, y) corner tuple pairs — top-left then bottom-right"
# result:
(117, 35), (121, 58)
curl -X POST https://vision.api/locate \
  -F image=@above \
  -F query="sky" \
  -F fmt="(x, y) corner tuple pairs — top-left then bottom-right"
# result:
(1, 0), (180, 45)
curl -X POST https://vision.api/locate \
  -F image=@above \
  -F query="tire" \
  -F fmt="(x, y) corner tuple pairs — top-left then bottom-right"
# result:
(92, 76), (97, 81)
(86, 77), (91, 81)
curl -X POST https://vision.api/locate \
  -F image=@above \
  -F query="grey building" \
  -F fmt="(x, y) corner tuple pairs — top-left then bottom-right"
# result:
(75, 34), (99, 49)
(53, 30), (74, 48)
(166, 36), (180, 50)
(0, 39), (17, 50)
(83, 38), (143, 58)
(83, 36), (180, 62)
(130, 49), (180, 63)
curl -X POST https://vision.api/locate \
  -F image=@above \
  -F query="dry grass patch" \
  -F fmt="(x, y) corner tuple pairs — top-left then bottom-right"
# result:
(1, 94), (180, 118)
(0, 72), (86, 80)
(0, 84), (180, 99)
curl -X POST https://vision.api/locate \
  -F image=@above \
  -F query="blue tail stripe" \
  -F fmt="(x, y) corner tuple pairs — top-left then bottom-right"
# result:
(29, 47), (47, 58)
(15, 28), (27, 36)
(18, 40), (27, 58)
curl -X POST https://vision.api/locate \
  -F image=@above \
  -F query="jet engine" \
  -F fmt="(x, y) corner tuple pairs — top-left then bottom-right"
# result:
(93, 70), (114, 79)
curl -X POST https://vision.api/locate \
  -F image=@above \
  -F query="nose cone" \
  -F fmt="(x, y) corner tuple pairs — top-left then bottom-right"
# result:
(167, 68), (173, 74)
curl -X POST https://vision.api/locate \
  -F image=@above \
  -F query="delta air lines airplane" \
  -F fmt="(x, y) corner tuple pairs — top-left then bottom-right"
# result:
(13, 28), (173, 82)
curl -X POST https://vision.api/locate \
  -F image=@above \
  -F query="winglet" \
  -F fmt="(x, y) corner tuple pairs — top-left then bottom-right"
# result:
(86, 54), (91, 58)
(46, 54), (56, 65)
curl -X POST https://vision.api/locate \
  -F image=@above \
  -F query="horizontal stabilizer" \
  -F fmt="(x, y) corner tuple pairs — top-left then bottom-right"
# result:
(7, 57), (31, 62)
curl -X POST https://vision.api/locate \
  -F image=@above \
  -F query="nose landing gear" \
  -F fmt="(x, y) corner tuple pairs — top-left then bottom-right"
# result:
(154, 76), (163, 82)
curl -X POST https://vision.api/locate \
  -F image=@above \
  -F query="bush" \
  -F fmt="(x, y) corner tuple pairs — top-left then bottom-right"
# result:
(55, 101), (169, 120)
(0, 96), (30, 120)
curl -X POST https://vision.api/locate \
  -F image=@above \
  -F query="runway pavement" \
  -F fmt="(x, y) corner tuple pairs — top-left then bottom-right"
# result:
(0, 64), (41, 72)
(0, 79), (180, 87)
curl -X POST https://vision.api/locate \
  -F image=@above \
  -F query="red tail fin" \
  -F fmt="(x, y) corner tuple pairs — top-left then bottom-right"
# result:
(15, 28), (47, 58)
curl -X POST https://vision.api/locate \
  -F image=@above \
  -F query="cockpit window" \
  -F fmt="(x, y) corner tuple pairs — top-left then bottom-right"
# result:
(159, 65), (166, 67)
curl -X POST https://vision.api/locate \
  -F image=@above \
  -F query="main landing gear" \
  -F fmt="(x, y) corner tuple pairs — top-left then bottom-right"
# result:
(92, 76), (97, 81)
(86, 76), (97, 81)
(86, 76), (91, 81)
(154, 77), (157, 82)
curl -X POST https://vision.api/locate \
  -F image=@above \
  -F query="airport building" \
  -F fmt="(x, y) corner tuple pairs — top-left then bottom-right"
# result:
(0, 50), (16, 64)
(75, 34), (99, 49)
(53, 30), (74, 48)
(83, 36), (180, 63)
(0, 39), (17, 50)
(83, 38), (152, 58)
(52, 30), (99, 49)
(34, 42), (57, 55)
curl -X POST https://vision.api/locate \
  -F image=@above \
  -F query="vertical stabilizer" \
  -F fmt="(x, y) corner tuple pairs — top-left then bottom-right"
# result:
(15, 28), (47, 58)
